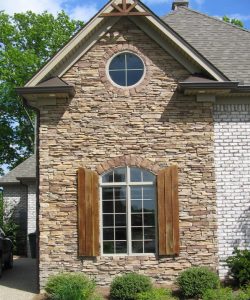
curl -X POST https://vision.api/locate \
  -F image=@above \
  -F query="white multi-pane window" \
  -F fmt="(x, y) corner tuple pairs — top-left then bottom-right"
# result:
(100, 167), (156, 255)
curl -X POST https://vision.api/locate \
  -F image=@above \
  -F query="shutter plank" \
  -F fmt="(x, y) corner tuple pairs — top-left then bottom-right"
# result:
(171, 165), (179, 255)
(78, 167), (86, 256)
(85, 169), (93, 256)
(157, 169), (166, 255)
(92, 171), (99, 256)
(165, 167), (174, 254)
(157, 165), (179, 256)
(78, 167), (99, 257)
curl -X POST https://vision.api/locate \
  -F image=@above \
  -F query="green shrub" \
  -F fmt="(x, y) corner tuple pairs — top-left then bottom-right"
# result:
(2, 219), (19, 254)
(177, 266), (220, 298)
(234, 285), (250, 300)
(202, 285), (250, 300)
(202, 287), (234, 300)
(110, 273), (152, 300)
(135, 287), (177, 300)
(45, 272), (96, 300)
(226, 248), (250, 286)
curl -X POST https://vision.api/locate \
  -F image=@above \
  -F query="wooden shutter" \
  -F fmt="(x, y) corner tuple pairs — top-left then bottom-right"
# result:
(78, 167), (99, 256)
(157, 165), (179, 256)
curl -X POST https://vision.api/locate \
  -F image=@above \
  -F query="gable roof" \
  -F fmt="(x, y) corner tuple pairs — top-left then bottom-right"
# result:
(24, 0), (227, 88)
(163, 7), (250, 85)
(0, 155), (36, 185)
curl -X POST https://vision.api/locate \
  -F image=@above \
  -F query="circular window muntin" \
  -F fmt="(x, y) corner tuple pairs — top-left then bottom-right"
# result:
(106, 51), (146, 89)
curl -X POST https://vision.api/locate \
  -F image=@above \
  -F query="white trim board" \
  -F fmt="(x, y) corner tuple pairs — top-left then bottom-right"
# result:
(25, 0), (227, 87)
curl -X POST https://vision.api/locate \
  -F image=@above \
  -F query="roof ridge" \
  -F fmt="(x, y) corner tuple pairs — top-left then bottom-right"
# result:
(179, 6), (250, 34)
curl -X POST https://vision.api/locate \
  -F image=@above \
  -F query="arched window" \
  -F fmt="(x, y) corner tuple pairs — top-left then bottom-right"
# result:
(100, 167), (156, 255)
(77, 165), (179, 257)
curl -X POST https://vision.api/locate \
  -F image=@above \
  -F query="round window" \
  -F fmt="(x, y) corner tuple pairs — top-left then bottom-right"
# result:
(108, 52), (145, 87)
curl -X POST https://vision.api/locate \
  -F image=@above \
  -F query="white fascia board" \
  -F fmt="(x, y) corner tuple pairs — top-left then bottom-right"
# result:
(57, 17), (119, 78)
(132, 17), (200, 74)
(25, 1), (115, 87)
(135, 6), (227, 82)
(25, 0), (226, 87)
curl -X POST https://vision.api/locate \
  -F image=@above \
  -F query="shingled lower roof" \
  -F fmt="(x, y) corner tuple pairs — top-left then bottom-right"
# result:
(163, 7), (250, 85)
(0, 155), (36, 185)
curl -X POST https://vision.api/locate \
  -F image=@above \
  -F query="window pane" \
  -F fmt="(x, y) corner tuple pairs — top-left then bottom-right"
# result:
(103, 201), (114, 213)
(130, 167), (142, 182)
(115, 200), (126, 213)
(142, 170), (155, 182)
(131, 200), (142, 212)
(132, 241), (143, 253)
(127, 70), (143, 86)
(114, 168), (126, 182)
(131, 186), (142, 199)
(102, 171), (113, 183)
(102, 187), (113, 200)
(126, 53), (144, 70)
(144, 227), (155, 240)
(116, 241), (127, 254)
(132, 227), (143, 240)
(143, 186), (155, 200)
(103, 241), (114, 254)
(131, 214), (142, 226)
(109, 70), (126, 86)
(114, 187), (126, 199)
(103, 228), (114, 240)
(143, 200), (155, 213)
(144, 240), (155, 253)
(115, 228), (127, 240)
(115, 214), (126, 226)
(103, 214), (114, 226)
(144, 214), (155, 226)
(109, 54), (125, 70)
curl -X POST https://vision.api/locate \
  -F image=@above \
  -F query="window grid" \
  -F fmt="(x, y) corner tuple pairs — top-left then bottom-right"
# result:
(108, 52), (144, 87)
(100, 166), (156, 256)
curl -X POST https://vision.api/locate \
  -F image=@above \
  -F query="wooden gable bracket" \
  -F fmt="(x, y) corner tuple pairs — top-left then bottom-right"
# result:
(100, 0), (151, 17)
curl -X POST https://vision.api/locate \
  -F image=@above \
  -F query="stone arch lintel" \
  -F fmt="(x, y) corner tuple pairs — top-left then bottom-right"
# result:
(95, 155), (160, 175)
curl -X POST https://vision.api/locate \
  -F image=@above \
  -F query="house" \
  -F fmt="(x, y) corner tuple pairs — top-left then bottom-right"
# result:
(12, 0), (250, 289)
(0, 155), (36, 257)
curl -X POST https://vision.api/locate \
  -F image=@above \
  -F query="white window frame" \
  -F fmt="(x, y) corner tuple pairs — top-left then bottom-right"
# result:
(99, 166), (157, 256)
(106, 51), (146, 89)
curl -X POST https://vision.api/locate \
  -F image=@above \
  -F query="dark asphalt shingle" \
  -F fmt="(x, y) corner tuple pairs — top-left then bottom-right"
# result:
(163, 7), (250, 85)
(0, 155), (36, 184)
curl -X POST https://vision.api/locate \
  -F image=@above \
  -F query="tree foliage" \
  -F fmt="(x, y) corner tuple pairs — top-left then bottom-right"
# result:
(223, 16), (244, 28)
(0, 11), (84, 174)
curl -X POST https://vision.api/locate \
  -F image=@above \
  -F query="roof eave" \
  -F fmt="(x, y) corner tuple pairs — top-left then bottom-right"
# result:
(0, 181), (20, 186)
(179, 81), (239, 90)
(179, 81), (250, 96)
(16, 86), (75, 98)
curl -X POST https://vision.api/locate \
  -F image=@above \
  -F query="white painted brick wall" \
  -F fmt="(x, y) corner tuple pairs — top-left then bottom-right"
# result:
(214, 104), (250, 278)
(27, 183), (37, 257)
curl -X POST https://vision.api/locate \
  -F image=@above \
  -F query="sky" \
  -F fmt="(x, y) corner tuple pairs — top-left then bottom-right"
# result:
(0, 0), (249, 29)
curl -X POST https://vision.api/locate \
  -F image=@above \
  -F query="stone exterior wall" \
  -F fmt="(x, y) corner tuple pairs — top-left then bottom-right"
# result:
(3, 184), (27, 255)
(214, 103), (250, 278)
(33, 19), (218, 287)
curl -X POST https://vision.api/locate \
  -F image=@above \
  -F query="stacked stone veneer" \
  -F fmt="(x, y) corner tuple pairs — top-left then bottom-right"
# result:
(31, 19), (218, 287)
(214, 104), (250, 278)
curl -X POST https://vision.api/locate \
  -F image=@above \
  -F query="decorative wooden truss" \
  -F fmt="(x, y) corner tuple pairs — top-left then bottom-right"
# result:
(100, 0), (151, 17)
